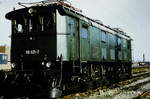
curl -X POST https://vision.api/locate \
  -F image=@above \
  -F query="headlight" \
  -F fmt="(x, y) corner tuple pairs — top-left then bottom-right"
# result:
(28, 8), (37, 14)
(42, 62), (45, 66)
(11, 63), (16, 68)
(46, 62), (52, 68)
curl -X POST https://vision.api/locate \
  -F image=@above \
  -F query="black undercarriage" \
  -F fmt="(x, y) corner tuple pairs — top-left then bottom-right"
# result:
(0, 60), (131, 99)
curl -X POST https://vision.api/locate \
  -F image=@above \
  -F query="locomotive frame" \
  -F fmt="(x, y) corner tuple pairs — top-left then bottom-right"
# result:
(0, 0), (132, 99)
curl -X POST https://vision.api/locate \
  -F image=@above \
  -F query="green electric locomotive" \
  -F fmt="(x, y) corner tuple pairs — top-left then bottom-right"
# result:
(0, 0), (132, 98)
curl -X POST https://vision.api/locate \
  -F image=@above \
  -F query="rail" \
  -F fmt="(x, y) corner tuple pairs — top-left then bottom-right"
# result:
(140, 89), (150, 99)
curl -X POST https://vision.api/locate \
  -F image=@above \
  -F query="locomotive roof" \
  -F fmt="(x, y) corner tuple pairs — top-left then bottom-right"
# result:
(5, 1), (132, 40)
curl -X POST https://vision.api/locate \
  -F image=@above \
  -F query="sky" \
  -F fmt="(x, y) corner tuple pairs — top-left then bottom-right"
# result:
(0, 0), (150, 61)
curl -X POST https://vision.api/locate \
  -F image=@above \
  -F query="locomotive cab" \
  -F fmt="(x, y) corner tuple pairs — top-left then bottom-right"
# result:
(6, 6), (57, 70)
(5, 5), (64, 98)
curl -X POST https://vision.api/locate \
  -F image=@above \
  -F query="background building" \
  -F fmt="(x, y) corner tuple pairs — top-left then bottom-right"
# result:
(0, 45), (11, 70)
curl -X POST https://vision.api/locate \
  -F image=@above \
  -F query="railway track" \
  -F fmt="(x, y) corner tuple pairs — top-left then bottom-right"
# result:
(58, 67), (150, 99)
(139, 89), (150, 99)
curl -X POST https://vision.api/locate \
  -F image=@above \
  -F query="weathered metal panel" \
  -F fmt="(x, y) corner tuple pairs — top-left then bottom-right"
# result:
(89, 26), (100, 60)
(100, 30), (108, 61)
(127, 40), (132, 62)
(56, 10), (67, 34)
(121, 38), (132, 62)
(109, 33), (116, 48)
(57, 35), (68, 60)
(101, 47), (107, 60)
(66, 16), (79, 60)
(80, 38), (90, 60)
(118, 51), (122, 60)
(110, 49), (115, 60)
(108, 33), (116, 61)
(56, 10), (68, 60)
(122, 39), (127, 61)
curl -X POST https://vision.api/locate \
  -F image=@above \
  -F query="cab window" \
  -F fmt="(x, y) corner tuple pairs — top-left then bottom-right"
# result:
(101, 31), (107, 42)
(12, 11), (55, 34)
(81, 26), (88, 39)
(12, 18), (24, 33)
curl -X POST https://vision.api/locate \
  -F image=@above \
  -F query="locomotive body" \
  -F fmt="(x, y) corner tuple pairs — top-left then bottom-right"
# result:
(0, 1), (132, 99)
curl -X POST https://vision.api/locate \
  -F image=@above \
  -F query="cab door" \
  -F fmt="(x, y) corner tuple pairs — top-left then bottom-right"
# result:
(80, 21), (90, 60)
(67, 17), (79, 60)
